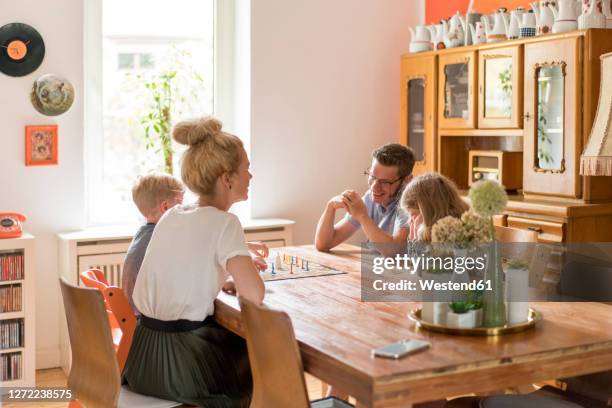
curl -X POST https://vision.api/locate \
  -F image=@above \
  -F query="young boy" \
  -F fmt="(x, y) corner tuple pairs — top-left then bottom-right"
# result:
(122, 173), (185, 314)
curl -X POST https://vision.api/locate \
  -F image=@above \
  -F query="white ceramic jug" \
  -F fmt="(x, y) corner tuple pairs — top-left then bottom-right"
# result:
(519, 10), (538, 37)
(442, 12), (465, 48)
(482, 8), (509, 43)
(505, 7), (525, 39)
(549, 0), (580, 32)
(409, 25), (432, 53)
(427, 23), (445, 50)
(469, 22), (487, 45)
(604, 0), (612, 27)
(578, 0), (606, 28)
(531, 0), (556, 34)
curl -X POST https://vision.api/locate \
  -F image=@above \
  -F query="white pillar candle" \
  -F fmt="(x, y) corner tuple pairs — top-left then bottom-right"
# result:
(506, 267), (529, 324)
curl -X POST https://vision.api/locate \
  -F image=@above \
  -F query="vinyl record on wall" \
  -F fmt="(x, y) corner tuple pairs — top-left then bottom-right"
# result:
(0, 23), (45, 77)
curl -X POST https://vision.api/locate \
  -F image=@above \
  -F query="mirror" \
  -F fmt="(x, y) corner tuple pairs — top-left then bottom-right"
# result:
(535, 64), (565, 171)
(408, 78), (425, 161)
(484, 57), (513, 119)
(444, 63), (469, 119)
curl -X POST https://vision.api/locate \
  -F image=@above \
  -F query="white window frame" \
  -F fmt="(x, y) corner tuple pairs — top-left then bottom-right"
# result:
(84, 0), (250, 226)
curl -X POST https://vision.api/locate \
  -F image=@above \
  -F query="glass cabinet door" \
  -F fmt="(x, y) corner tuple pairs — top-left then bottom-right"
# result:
(408, 78), (425, 162)
(535, 64), (565, 171)
(478, 46), (523, 129)
(400, 55), (437, 175)
(523, 38), (580, 199)
(438, 51), (476, 129)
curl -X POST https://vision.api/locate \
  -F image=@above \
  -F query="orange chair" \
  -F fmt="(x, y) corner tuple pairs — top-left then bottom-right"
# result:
(80, 269), (137, 372)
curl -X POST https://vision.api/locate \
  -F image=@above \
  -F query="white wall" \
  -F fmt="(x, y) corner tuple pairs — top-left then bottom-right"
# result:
(250, 0), (423, 244)
(0, 0), (85, 368)
(0, 0), (422, 368)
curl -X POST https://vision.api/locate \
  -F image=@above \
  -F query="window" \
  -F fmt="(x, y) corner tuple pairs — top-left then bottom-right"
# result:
(86, 0), (215, 224)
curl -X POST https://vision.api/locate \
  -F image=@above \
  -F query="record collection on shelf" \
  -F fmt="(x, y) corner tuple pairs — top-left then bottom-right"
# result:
(0, 251), (24, 281)
(0, 319), (24, 350)
(0, 235), (34, 389)
(0, 284), (22, 313)
(0, 352), (22, 381)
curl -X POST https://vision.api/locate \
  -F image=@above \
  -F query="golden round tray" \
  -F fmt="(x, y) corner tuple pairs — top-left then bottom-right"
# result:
(408, 307), (542, 336)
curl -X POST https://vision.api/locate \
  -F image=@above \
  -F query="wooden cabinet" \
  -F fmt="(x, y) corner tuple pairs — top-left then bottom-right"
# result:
(438, 51), (477, 129)
(400, 55), (437, 174)
(401, 29), (612, 243)
(523, 37), (582, 199)
(478, 45), (523, 129)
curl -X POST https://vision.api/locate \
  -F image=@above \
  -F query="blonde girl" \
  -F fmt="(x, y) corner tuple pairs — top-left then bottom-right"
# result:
(400, 172), (469, 242)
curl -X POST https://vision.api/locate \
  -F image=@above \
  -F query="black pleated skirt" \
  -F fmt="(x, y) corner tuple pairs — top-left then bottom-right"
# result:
(122, 319), (252, 408)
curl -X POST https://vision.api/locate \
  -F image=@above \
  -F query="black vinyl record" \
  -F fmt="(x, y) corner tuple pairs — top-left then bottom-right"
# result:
(0, 23), (45, 77)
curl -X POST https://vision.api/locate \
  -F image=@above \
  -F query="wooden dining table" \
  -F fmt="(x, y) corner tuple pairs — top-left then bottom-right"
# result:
(214, 244), (612, 408)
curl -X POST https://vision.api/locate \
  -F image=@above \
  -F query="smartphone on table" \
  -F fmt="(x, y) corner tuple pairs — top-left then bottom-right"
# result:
(372, 339), (431, 359)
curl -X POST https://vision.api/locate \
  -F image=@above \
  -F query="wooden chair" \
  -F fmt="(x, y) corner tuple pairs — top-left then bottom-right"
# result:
(239, 297), (353, 408)
(80, 269), (136, 371)
(60, 277), (185, 408)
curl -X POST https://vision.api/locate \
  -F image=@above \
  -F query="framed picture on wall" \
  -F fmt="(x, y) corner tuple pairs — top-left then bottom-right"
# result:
(25, 125), (58, 166)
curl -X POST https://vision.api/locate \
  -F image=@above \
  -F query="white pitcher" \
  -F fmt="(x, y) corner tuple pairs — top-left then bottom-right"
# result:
(442, 12), (465, 48)
(505, 7), (525, 39)
(469, 22), (487, 45)
(427, 23), (445, 50)
(482, 8), (509, 43)
(531, 0), (556, 34)
(409, 25), (432, 53)
(519, 9), (538, 37)
(549, 0), (579, 32)
(604, 0), (612, 27)
(578, 0), (606, 28)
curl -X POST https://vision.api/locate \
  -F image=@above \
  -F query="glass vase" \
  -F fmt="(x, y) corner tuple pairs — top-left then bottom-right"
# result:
(483, 239), (506, 327)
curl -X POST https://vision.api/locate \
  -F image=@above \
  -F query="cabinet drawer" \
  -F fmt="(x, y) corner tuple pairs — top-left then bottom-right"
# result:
(506, 216), (565, 242)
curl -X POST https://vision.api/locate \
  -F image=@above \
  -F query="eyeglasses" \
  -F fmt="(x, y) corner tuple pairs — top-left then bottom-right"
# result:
(363, 170), (403, 188)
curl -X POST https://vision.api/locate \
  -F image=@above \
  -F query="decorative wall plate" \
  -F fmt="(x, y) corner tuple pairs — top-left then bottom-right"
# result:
(30, 74), (75, 116)
(0, 23), (45, 77)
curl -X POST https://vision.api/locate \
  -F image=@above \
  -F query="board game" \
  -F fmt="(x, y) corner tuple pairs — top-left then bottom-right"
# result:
(261, 252), (346, 281)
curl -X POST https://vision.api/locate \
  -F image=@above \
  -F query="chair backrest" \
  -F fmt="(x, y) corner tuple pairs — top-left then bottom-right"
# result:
(80, 268), (110, 290)
(239, 297), (311, 408)
(60, 277), (121, 408)
(79, 269), (137, 371)
(81, 269), (120, 329)
(495, 225), (539, 243)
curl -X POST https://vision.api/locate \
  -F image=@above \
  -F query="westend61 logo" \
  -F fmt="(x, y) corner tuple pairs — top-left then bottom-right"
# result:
(372, 253), (486, 275)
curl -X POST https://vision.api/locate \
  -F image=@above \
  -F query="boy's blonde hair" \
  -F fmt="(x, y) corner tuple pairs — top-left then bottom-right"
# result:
(172, 117), (244, 197)
(132, 173), (184, 218)
(400, 172), (469, 242)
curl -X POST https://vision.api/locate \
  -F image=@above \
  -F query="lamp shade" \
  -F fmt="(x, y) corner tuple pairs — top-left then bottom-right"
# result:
(580, 52), (612, 176)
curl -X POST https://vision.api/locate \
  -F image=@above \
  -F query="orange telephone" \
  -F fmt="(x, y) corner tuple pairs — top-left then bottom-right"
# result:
(0, 213), (27, 239)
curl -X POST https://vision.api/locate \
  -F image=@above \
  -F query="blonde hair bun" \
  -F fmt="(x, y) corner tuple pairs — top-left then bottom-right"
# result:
(173, 117), (223, 146)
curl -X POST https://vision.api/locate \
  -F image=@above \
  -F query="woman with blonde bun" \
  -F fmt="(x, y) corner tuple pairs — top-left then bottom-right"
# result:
(123, 117), (264, 407)
(400, 172), (469, 242)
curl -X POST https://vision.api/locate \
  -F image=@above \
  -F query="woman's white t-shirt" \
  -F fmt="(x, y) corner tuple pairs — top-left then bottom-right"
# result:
(132, 204), (251, 321)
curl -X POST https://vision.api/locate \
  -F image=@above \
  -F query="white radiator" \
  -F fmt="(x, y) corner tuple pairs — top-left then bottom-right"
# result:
(77, 252), (127, 287)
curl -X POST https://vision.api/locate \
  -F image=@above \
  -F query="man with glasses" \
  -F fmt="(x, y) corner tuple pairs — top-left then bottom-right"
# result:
(315, 143), (415, 252)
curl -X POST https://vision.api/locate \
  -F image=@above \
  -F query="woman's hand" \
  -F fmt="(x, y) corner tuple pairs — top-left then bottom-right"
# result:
(252, 256), (267, 272)
(222, 280), (237, 295)
(247, 241), (269, 258)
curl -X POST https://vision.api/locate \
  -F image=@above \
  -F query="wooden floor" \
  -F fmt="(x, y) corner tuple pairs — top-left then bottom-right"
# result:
(3, 368), (325, 407)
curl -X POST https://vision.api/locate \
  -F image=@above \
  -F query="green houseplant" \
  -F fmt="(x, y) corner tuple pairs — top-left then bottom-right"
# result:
(133, 48), (205, 174)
